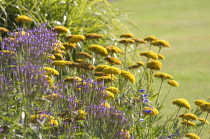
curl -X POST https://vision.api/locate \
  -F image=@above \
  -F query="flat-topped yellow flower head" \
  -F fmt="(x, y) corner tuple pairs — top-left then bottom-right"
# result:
(179, 113), (198, 120)
(53, 26), (68, 34)
(172, 98), (190, 110)
(120, 33), (134, 38)
(68, 35), (86, 43)
(194, 100), (207, 106)
(120, 70), (135, 83)
(151, 40), (170, 47)
(103, 66), (121, 75)
(104, 57), (122, 65)
(142, 107), (159, 116)
(167, 80), (179, 87)
(43, 67), (59, 75)
(140, 51), (158, 60)
(85, 33), (104, 39)
(185, 133), (200, 139)
(181, 120), (196, 127)
(15, 15), (32, 23)
(144, 35), (158, 42)
(154, 72), (173, 80)
(106, 87), (119, 95)
(146, 60), (162, 70)
(88, 45), (108, 57)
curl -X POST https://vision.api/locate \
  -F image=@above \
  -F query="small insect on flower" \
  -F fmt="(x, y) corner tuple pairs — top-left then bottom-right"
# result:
(185, 133), (200, 139)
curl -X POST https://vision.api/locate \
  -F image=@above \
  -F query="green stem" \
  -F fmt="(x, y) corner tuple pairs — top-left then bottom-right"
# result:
(155, 80), (164, 106)
(131, 44), (138, 64)
(159, 86), (172, 108)
(198, 112), (209, 136)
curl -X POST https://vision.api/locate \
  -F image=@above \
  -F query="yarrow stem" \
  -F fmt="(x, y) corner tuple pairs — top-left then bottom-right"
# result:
(155, 79), (164, 107)
(198, 112), (209, 136)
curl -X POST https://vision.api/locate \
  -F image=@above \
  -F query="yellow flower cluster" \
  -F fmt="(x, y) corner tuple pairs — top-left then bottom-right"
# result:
(0, 50), (16, 54)
(136, 61), (144, 66)
(103, 66), (121, 75)
(172, 98), (190, 110)
(45, 93), (61, 100)
(120, 70), (135, 83)
(75, 110), (87, 120)
(144, 35), (158, 42)
(157, 54), (165, 60)
(62, 42), (77, 49)
(120, 33), (134, 38)
(142, 107), (159, 116)
(118, 129), (131, 139)
(167, 80), (179, 87)
(64, 76), (82, 82)
(198, 118), (209, 124)
(128, 61), (144, 70)
(30, 114), (58, 126)
(104, 57), (122, 65)
(181, 120), (196, 127)
(15, 15), (32, 23)
(194, 100), (206, 106)
(106, 87), (119, 95)
(43, 75), (53, 85)
(96, 75), (115, 84)
(102, 91), (115, 99)
(179, 113), (198, 120)
(146, 60), (162, 70)
(185, 133), (200, 139)
(85, 33), (104, 39)
(43, 67), (59, 75)
(52, 60), (71, 66)
(133, 38), (147, 44)
(88, 45), (108, 57)
(101, 102), (111, 109)
(68, 35), (86, 43)
(151, 40), (170, 47)
(104, 46), (122, 54)
(200, 102), (210, 113)
(140, 51), (158, 60)
(78, 52), (93, 59)
(0, 27), (9, 33)
(95, 65), (109, 72)
(53, 26), (68, 35)
(78, 63), (95, 70)
(53, 53), (63, 60)
(119, 39), (135, 45)
(154, 72), (173, 80)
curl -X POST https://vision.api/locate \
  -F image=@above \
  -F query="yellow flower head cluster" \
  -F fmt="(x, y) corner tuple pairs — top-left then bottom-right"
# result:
(167, 80), (179, 87)
(43, 75), (53, 85)
(185, 133), (200, 139)
(119, 39), (135, 45)
(104, 46), (122, 54)
(88, 45), (108, 57)
(78, 63), (95, 70)
(53, 26), (68, 35)
(157, 54), (165, 60)
(78, 52), (93, 59)
(45, 93), (61, 100)
(103, 66), (121, 75)
(200, 102), (210, 113)
(68, 35), (86, 43)
(181, 120), (196, 127)
(102, 91), (114, 99)
(0, 27), (9, 33)
(75, 110), (87, 120)
(136, 61), (144, 66)
(198, 118), (209, 124)
(96, 75), (115, 84)
(151, 40), (170, 47)
(172, 98), (190, 110)
(144, 35), (158, 42)
(15, 15), (32, 23)
(104, 57), (122, 65)
(120, 70), (135, 83)
(63, 42), (77, 49)
(154, 72), (173, 80)
(120, 33), (134, 38)
(133, 38), (147, 44)
(179, 113), (198, 120)
(142, 107), (159, 116)
(85, 33), (104, 39)
(0, 50), (16, 55)
(48, 54), (56, 60)
(117, 129), (131, 139)
(146, 60), (162, 70)
(54, 53), (63, 60)
(64, 76), (82, 82)
(95, 65), (109, 72)
(194, 100), (207, 106)
(101, 102), (111, 109)
(30, 114), (58, 126)
(106, 87), (119, 95)
(128, 64), (140, 69)
(140, 51), (158, 60)
(52, 60), (71, 66)
(43, 67), (59, 75)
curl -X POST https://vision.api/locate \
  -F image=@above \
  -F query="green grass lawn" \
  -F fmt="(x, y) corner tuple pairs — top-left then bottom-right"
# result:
(112, 0), (210, 137)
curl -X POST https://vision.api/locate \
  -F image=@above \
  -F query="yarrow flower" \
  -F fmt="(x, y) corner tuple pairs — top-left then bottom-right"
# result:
(120, 70), (135, 83)
(151, 40), (170, 47)
(140, 51), (158, 60)
(15, 15), (32, 23)
(154, 72), (173, 80)
(77, 52), (93, 59)
(0, 27), (9, 33)
(68, 35), (86, 43)
(194, 100), (207, 107)
(102, 91), (115, 99)
(179, 113), (198, 120)
(53, 26), (68, 34)
(62, 42), (77, 49)
(157, 54), (165, 60)
(144, 35), (158, 42)
(101, 102), (111, 109)
(114, 129), (131, 139)
(96, 75), (115, 84)
(119, 39), (135, 45)
(185, 133), (200, 139)
(200, 102), (210, 113)
(64, 76), (82, 82)
(29, 114), (58, 126)
(103, 66), (121, 75)
(104, 46), (122, 54)
(142, 107), (159, 116)
(85, 33), (104, 39)
(167, 80), (179, 87)
(172, 98), (191, 110)
(95, 65), (109, 72)
(43, 67), (59, 75)
(146, 60), (162, 70)
(133, 38), (147, 44)
(88, 45), (108, 57)
(52, 60), (71, 66)
(181, 120), (196, 127)
(106, 87), (119, 95)
(120, 33), (134, 38)
(104, 57), (122, 65)
(198, 118), (209, 124)
(78, 63), (95, 70)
